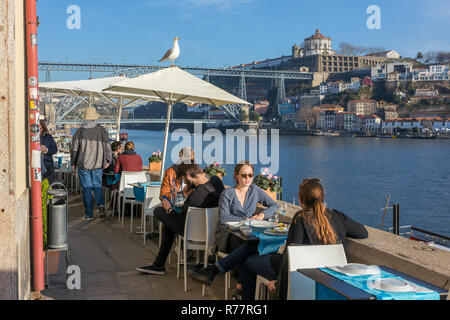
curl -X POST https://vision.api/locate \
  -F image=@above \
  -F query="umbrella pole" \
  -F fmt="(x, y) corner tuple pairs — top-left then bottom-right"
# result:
(116, 96), (123, 141)
(160, 103), (173, 182)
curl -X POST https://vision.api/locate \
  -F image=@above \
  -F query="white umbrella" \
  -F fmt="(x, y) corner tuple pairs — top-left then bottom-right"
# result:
(103, 66), (251, 180)
(39, 77), (155, 140)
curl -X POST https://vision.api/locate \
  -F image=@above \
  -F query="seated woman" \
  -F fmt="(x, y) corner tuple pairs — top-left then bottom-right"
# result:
(188, 178), (368, 300)
(215, 161), (279, 252)
(114, 141), (143, 174)
(211, 161), (279, 298)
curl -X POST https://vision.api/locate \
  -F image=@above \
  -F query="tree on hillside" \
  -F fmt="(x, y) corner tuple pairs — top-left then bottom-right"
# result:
(416, 52), (423, 62)
(373, 81), (394, 103)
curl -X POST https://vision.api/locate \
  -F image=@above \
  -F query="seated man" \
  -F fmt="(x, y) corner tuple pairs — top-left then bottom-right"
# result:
(114, 141), (143, 174)
(159, 147), (195, 203)
(136, 163), (225, 275)
(104, 141), (123, 173)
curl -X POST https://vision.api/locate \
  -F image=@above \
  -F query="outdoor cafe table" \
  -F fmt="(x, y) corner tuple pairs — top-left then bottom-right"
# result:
(223, 223), (287, 256)
(297, 266), (447, 300)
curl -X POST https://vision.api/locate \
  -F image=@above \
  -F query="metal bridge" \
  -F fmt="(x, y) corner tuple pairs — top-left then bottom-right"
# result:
(56, 118), (234, 126)
(39, 62), (313, 121)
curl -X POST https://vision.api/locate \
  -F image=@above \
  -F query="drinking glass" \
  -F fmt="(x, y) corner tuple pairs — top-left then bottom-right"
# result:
(280, 202), (288, 216)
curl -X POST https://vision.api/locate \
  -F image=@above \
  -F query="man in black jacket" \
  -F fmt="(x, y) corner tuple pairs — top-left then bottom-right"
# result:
(136, 163), (225, 275)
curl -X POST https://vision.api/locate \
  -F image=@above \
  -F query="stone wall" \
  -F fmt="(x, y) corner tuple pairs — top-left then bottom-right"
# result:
(0, 0), (31, 300)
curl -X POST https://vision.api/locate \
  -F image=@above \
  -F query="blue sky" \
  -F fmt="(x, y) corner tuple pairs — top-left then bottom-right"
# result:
(37, 0), (450, 80)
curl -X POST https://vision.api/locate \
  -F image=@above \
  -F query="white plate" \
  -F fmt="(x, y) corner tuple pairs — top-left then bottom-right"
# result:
(329, 263), (380, 276)
(245, 220), (275, 228)
(226, 221), (244, 230)
(367, 278), (417, 292)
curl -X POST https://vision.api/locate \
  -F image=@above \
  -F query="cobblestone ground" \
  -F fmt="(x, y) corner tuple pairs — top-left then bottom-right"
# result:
(40, 194), (231, 300)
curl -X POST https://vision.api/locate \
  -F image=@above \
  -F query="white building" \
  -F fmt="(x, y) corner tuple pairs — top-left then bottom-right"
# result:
(371, 62), (413, 81)
(361, 115), (381, 133)
(328, 82), (345, 94)
(412, 65), (450, 81)
(304, 29), (336, 57)
(366, 50), (401, 59)
(346, 80), (361, 92)
(316, 111), (336, 131)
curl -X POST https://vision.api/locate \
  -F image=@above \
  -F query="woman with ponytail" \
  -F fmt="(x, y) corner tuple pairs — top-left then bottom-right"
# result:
(188, 177), (368, 300)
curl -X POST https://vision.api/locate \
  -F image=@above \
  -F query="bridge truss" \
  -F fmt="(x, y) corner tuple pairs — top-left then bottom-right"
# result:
(38, 62), (313, 121)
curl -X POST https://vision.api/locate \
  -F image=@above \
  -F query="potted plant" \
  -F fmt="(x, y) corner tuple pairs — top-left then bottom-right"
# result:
(42, 179), (60, 275)
(204, 163), (226, 180)
(253, 168), (281, 201)
(148, 150), (162, 171)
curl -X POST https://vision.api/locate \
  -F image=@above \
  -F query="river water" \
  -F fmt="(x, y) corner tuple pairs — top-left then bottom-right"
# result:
(128, 129), (450, 237)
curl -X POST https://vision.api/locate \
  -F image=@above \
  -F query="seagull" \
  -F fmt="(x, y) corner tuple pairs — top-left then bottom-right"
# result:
(158, 37), (180, 66)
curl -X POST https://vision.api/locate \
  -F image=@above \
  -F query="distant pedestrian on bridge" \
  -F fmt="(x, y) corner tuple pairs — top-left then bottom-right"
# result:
(71, 106), (112, 221)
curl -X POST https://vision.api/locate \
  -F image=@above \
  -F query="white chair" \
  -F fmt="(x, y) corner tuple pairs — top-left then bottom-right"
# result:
(140, 185), (161, 245)
(216, 251), (231, 300)
(118, 171), (149, 232)
(177, 207), (219, 295)
(255, 244), (348, 300)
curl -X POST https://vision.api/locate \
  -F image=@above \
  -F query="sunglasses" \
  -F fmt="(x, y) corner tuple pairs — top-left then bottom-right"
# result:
(301, 177), (320, 186)
(240, 174), (254, 179)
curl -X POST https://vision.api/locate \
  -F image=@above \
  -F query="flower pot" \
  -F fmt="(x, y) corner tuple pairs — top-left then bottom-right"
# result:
(44, 250), (60, 275)
(215, 173), (223, 180)
(149, 161), (162, 172)
(263, 189), (277, 201)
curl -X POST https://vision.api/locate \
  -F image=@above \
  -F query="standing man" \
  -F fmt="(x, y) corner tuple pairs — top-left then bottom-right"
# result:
(71, 106), (112, 221)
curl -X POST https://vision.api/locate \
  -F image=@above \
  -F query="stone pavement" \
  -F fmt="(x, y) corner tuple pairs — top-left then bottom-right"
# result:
(40, 194), (230, 300)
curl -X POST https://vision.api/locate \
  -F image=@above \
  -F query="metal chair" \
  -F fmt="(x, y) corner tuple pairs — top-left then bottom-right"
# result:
(177, 207), (219, 294)
(118, 171), (149, 232)
(255, 244), (347, 300)
(216, 251), (231, 299)
(140, 185), (161, 245)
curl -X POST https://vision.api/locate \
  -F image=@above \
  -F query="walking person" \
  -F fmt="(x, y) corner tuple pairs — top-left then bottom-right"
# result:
(70, 106), (112, 221)
(39, 117), (58, 184)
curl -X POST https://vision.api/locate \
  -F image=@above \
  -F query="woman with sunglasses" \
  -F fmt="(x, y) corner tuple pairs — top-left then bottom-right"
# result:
(209, 161), (279, 298)
(216, 161), (279, 242)
(189, 177), (368, 300)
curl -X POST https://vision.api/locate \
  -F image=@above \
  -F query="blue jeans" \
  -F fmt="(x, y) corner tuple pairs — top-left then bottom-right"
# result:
(215, 241), (277, 300)
(78, 168), (105, 218)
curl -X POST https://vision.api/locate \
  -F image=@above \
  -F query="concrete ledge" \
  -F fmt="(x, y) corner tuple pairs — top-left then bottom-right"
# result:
(266, 201), (450, 291)
(344, 227), (450, 291)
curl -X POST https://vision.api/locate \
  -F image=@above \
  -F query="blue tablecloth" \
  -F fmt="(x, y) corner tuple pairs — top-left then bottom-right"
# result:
(133, 182), (162, 202)
(251, 231), (287, 256)
(318, 267), (440, 300)
(105, 173), (120, 186)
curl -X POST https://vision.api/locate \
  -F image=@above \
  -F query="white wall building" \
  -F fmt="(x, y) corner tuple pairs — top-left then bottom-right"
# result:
(371, 62), (413, 80)
(316, 111), (336, 131)
(412, 65), (450, 81)
(304, 29), (336, 57)
(361, 115), (381, 133)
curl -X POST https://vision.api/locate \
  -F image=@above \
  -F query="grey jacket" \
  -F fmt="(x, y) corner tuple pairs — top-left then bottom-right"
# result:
(70, 121), (112, 170)
(218, 184), (279, 224)
(214, 184), (279, 253)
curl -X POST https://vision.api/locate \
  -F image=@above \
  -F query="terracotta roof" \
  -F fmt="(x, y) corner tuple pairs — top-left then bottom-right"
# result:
(305, 29), (330, 40)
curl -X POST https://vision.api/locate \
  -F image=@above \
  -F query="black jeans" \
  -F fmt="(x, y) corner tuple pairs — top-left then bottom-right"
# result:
(153, 206), (186, 267)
